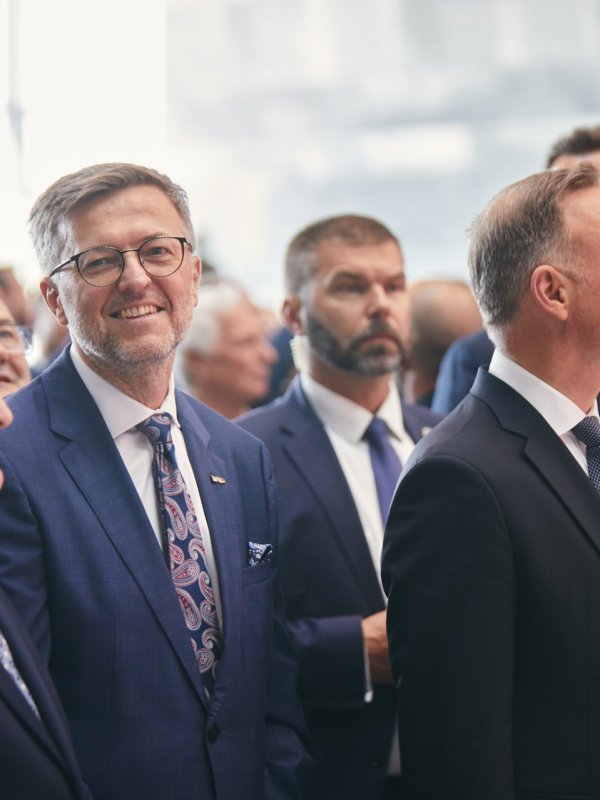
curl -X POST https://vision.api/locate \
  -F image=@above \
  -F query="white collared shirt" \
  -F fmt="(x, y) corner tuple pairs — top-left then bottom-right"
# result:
(70, 347), (223, 628)
(489, 349), (599, 474)
(300, 372), (415, 586)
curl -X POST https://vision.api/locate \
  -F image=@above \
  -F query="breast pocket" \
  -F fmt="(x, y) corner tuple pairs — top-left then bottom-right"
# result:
(241, 560), (273, 587)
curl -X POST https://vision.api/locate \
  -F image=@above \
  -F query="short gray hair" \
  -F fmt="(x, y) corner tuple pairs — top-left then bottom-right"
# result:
(284, 214), (401, 295)
(469, 162), (600, 330)
(29, 162), (195, 275)
(179, 281), (247, 358)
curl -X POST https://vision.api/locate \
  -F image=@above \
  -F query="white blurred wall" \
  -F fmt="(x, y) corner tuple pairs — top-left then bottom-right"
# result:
(2, 0), (600, 307)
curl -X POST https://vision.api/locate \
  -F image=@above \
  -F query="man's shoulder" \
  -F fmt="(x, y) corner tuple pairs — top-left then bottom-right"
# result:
(236, 389), (300, 437)
(401, 400), (444, 431)
(405, 377), (522, 476)
(177, 389), (268, 451)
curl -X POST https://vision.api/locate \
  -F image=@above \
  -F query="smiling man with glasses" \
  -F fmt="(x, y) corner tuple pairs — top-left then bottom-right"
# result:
(0, 163), (310, 800)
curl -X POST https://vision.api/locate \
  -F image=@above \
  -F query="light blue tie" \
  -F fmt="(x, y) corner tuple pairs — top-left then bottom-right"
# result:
(364, 417), (403, 522)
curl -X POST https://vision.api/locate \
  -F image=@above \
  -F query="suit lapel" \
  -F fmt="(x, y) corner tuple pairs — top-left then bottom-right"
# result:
(472, 368), (600, 557)
(280, 381), (384, 608)
(42, 355), (209, 707)
(0, 590), (77, 779)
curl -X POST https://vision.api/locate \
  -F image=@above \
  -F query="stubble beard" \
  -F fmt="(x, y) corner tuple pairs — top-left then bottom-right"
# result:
(305, 312), (406, 377)
(65, 291), (196, 383)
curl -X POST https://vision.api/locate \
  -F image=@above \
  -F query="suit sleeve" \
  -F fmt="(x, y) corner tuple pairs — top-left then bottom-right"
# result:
(259, 444), (313, 800)
(286, 613), (368, 709)
(0, 452), (51, 661)
(381, 454), (517, 800)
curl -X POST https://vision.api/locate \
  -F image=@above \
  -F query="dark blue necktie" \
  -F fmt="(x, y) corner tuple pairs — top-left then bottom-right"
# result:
(137, 413), (221, 698)
(364, 417), (403, 522)
(572, 416), (600, 492)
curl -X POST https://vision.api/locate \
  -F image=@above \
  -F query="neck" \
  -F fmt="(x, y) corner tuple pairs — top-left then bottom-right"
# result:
(308, 357), (393, 413)
(75, 344), (172, 408)
(501, 333), (600, 414)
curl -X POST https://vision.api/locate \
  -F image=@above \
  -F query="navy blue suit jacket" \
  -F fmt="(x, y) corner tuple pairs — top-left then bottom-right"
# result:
(0, 585), (90, 799)
(0, 349), (310, 800)
(431, 329), (494, 414)
(383, 369), (600, 798)
(238, 378), (440, 800)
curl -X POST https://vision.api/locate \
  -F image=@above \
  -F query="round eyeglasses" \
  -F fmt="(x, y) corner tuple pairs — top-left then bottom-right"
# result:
(48, 236), (191, 287)
(0, 323), (33, 355)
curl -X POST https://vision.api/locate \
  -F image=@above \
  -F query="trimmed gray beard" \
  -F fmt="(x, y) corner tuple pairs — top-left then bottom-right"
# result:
(61, 288), (196, 381)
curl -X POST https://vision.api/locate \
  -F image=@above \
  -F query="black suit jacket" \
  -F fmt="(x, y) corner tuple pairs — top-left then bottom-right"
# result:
(0, 586), (90, 799)
(382, 368), (600, 799)
(238, 378), (440, 800)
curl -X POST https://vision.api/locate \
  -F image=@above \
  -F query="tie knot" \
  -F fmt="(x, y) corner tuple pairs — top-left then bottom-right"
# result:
(364, 417), (389, 445)
(136, 412), (173, 446)
(572, 416), (600, 449)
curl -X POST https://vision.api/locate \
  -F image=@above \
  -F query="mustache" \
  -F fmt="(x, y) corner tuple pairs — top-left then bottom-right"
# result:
(350, 320), (404, 348)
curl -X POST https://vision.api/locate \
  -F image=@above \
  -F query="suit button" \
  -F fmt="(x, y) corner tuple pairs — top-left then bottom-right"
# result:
(207, 723), (220, 743)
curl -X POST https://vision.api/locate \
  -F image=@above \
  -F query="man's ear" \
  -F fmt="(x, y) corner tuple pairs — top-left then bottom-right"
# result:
(530, 264), (570, 322)
(40, 278), (69, 327)
(281, 295), (304, 334)
(191, 255), (201, 307)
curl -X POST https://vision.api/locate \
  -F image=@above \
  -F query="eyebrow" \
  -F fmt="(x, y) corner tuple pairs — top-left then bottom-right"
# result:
(330, 269), (405, 280)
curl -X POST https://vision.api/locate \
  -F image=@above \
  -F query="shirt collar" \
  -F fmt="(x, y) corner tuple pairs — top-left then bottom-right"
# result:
(70, 346), (180, 439)
(300, 371), (406, 444)
(489, 349), (598, 435)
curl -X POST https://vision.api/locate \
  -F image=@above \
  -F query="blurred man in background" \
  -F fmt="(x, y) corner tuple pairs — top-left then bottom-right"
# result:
(239, 213), (440, 800)
(401, 279), (481, 407)
(177, 280), (277, 418)
(0, 297), (31, 397)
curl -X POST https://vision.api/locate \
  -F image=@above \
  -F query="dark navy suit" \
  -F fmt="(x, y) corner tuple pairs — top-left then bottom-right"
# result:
(383, 369), (600, 798)
(0, 585), (90, 799)
(0, 349), (311, 800)
(238, 378), (440, 800)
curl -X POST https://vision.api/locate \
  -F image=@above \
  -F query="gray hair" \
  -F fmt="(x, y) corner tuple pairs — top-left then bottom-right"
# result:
(179, 281), (248, 358)
(284, 214), (401, 295)
(29, 162), (195, 275)
(469, 162), (600, 330)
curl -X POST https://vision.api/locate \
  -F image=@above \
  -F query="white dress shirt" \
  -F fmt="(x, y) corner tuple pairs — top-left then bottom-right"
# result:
(489, 349), (599, 474)
(70, 347), (223, 629)
(301, 372), (415, 583)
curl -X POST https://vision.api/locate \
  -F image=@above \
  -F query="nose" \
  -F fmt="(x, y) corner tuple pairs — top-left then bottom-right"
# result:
(116, 251), (153, 292)
(261, 338), (278, 365)
(367, 284), (392, 316)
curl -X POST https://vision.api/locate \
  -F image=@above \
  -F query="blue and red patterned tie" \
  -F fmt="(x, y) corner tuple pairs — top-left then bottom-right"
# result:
(137, 413), (221, 698)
